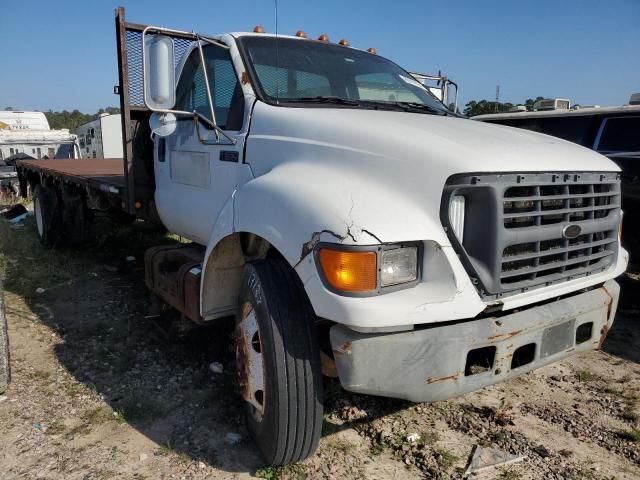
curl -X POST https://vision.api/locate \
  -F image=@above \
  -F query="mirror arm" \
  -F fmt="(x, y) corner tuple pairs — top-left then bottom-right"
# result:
(196, 35), (219, 142)
(193, 112), (237, 145)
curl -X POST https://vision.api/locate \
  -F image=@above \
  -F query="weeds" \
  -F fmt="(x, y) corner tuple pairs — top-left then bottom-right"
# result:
(256, 463), (308, 480)
(575, 370), (600, 382)
(618, 428), (640, 443)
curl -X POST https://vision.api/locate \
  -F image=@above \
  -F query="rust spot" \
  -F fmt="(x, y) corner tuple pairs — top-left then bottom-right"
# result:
(235, 325), (252, 402)
(320, 351), (338, 377)
(487, 330), (523, 341)
(597, 324), (609, 350)
(333, 341), (352, 357)
(241, 71), (250, 86)
(426, 371), (462, 384)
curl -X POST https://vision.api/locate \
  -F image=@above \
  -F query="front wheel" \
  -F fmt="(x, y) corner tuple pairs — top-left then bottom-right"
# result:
(236, 259), (323, 466)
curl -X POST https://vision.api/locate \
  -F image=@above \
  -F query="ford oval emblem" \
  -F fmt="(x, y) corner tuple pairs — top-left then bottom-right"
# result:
(562, 224), (582, 239)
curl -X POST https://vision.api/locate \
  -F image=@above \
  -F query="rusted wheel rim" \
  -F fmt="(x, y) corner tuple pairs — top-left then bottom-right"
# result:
(236, 302), (265, 422)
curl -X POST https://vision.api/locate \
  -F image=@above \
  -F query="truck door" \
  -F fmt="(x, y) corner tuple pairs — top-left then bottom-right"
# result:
(154, 43), (251, 244)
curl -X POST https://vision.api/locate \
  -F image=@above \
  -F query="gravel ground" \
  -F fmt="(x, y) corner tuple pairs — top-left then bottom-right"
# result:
(0, 216), (639, 479)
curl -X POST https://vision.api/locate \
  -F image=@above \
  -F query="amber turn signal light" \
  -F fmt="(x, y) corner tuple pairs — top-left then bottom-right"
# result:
(319, 249), (377, 292)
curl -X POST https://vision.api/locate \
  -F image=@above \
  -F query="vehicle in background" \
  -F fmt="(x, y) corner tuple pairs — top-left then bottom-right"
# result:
(15, 8), (628, 466)
(411, 71), (458, 112)
(473, 95), (640, 206)
(0, 111), (79, 197)
(76, 113), (124, 159)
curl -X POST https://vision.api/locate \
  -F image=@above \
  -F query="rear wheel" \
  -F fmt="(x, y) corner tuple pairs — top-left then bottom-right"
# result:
(236, 259), (323, 466)
(33, 185), (62, 247)
(0, 281), (10, 395)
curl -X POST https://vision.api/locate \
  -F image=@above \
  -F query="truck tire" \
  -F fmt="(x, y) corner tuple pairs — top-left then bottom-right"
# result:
(0, 281), (10, 395)
(62, 190), (90, 245)
(236, 258), (323, 466)
(33, 184), (63, 247)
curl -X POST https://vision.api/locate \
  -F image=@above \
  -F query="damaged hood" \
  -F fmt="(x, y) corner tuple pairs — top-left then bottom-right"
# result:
(239, 101), (619, 257)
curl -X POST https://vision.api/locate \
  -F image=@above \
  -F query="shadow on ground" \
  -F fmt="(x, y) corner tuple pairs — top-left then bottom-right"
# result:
(1, 212), (638, 476)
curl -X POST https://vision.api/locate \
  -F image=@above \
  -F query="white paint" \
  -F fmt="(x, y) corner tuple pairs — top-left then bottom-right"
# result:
(152, 34), (627, 329)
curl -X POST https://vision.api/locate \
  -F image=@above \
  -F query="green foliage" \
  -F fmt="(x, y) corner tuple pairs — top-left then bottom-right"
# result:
(44, 107), (121, 130)
(43, 107), (120, 130)
(464, 96), (545, 116)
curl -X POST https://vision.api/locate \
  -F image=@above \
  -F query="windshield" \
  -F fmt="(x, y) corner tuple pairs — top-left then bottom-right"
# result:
(238, 36), (449, 114)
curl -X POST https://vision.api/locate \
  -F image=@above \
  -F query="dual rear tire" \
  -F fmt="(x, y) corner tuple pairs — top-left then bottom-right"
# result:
(33, 184), (88, 247)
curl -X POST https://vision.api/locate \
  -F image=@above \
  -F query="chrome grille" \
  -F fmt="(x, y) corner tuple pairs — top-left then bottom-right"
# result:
(441, 172), (621, 298)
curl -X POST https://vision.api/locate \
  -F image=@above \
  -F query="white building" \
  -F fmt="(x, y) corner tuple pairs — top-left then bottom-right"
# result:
(76, 113), (123, 159)
(0, 110), (78, 161)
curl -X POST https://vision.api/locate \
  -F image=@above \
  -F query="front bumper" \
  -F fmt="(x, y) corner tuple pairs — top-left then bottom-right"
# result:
(330, 280), (619, 402)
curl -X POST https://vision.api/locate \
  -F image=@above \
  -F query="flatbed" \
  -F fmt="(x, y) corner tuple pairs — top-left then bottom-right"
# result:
(16, 158), (125, 198)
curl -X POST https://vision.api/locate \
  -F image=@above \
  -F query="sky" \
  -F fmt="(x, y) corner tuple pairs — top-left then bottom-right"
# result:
(1, 0), (638, 113)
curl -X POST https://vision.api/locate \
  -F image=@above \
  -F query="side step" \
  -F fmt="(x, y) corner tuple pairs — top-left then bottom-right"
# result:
(144, 244), (205, 322)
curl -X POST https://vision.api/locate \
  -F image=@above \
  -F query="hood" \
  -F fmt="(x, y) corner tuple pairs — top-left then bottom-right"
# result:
(240, 102), (620, 252)
(247, 102), (618, 176)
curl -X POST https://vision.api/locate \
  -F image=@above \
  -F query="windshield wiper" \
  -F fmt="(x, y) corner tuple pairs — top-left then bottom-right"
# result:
(279, 96), (360, 106)
(389, 101), (447, 115)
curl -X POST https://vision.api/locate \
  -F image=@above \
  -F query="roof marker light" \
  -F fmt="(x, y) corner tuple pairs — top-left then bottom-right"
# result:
(253, 25), (265, 33)
(318, 34), (330, 42)
(367, 47), (377, 54)
(338, 39), (349, 46)
(295, 30), (307, 38)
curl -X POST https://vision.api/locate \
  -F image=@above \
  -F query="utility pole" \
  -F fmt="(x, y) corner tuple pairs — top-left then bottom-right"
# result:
(495, 85), (500, 113)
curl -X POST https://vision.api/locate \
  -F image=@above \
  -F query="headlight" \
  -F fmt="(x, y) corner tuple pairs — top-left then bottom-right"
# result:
(381, 247), (418, 287)
(317, 244), (420, 295)
(448, 195), (465, 242)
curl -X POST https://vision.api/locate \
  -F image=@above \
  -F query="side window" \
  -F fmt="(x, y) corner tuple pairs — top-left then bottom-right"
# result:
(596, 117), (640, 153)
(176, 44), (243, 130)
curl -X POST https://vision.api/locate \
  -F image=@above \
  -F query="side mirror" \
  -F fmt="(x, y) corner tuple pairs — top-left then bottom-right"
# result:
(149, 112), (178, 137)
(143, 34), (176, 110)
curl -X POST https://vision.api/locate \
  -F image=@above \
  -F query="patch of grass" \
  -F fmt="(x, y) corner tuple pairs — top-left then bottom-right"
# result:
(44, 419), (66, 435)
(619, 428), (640, 443)
(369, 443), (385, 456)
(30, 369), (51, 381)
(433, 446), (458, 470)
(327, 436), (356, 454)
(497, 466), (522, 480)
(575, 370), (600, 382)
(420, 430), (440, 445)
(256, 463), (308, 480)
(490, 430), (509, 444)
(558, 448), (573, 457)
(81, 406), (114, 426)
(621, 406), (639, 423)
(618, 374), (632, 384)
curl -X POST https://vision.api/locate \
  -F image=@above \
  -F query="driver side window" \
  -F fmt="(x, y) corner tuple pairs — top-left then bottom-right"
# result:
(175, 44), (244, 131)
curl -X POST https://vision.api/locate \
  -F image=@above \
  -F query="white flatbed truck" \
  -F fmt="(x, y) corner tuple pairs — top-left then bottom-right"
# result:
(15, 8), (628, 465)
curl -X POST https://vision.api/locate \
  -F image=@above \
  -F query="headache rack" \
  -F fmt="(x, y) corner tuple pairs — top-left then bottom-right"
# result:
(115, 7), (195, 216)
(441, 172), (621, 298)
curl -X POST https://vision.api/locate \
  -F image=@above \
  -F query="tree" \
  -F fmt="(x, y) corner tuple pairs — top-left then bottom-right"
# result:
(44, 107), (120, 130)
(464, 96), (545, 116)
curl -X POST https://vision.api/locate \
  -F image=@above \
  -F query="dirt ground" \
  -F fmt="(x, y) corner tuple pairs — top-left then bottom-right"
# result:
(0, 213), (639, 480)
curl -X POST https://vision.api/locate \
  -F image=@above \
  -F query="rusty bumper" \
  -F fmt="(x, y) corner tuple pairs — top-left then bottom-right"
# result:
(330, 280), (619, 402)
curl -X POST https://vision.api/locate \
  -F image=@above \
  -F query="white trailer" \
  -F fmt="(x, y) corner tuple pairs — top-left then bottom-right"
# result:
(0, 110), (78, 162)
(76, 113), (123, 159)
